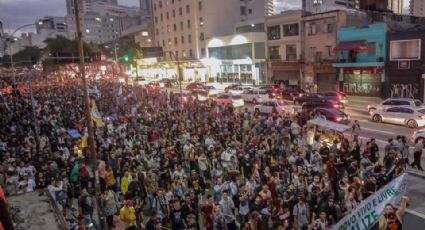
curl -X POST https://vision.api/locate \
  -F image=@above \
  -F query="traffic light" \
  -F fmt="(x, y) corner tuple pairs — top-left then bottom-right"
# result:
(124, 54), (129, 62)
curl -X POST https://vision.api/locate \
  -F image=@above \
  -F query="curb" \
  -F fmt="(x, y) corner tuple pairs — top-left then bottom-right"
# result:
(407, 169), (425, 179)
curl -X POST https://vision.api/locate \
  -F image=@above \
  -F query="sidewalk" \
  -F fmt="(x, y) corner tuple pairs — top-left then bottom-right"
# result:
(347, 95), (382, 104)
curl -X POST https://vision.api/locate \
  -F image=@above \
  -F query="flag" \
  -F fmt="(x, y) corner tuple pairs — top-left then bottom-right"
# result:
(91, 101), (105, 127)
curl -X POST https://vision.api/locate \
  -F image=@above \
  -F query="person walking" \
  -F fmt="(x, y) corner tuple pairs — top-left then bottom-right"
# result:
(352, 120), (361, 143)
(120, 200), (137, 230)
(411, 139), (424, 171)
(102, 189), (119, 229)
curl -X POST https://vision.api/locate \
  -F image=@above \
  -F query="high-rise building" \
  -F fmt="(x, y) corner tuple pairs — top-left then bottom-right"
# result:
(359, 0), (403, 14)
(410, 0), (425, 16)
(140, 0), (152, 11)
(66, 0), (119, 15)
(302, 0), (360, 13)
(152, 0), (269, 60)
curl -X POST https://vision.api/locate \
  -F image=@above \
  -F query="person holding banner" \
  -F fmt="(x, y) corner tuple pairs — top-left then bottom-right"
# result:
(378, 196), (408, 230)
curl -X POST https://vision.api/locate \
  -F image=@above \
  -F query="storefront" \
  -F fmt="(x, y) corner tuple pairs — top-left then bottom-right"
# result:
(340, 67), (383, 97)
(268, 61), (301, 86)
(303, 64), (338, 92)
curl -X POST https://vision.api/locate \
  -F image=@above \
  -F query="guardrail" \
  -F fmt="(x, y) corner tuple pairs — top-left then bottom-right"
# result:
(45, 190), (70, 230)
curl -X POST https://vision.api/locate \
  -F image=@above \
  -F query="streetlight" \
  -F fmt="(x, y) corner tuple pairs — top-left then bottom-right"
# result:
(6, 23), (37, 72)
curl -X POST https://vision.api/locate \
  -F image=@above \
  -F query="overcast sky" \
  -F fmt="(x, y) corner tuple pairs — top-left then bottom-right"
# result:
(0, 0), (409, 34)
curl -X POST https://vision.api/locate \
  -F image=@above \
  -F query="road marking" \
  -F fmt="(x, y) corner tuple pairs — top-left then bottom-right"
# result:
(399, 207), (425, 220)
(360, 127), (395, 135)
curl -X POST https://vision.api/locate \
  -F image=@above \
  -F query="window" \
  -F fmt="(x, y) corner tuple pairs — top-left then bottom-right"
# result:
(325, 45), (332, 57)
(324, 23), (333, 33)
(159, 0), (162, 8)
(198, 1), (202, 10)
(269, 46), (280, 59)
(173, 24), (177, 31)
(286, 45), (297, 61)
(186, 5), (190, 13)
(200, 32), (204, 40)
(167, 25), (170, 32)
(308, 23), (317, 35)
(174, 37), (178, 44)
(162, 40), (165, 47)
(248, 9), (252, 14)
(267, 26), (280, 40)
(387, 107), (401, 113)
(201, 48), (206, 58)
(390, 39), (421, 60)
(181, 36), (185, 43)
(182, 50), (186, 57)
(199, 17), (203, 26)
(283, 23), (299, 36)
(156, 28), (159, 35)
(189, 49), (193, 58)
(160, 14), (163, 21)
(367, 42), (376, 56)
(309, 47), (317, 58)
(180, 21), (184, 30)
(166, 12), (169, 20)
(188, 34), (192, 43)
(172, 10), (176, 17)
(155, 16), (158, 23)
(179, 7), (182, 15)
(168, 38), (171, 45)
(240, 6), (247, 16)
(187, 20), (191, 28)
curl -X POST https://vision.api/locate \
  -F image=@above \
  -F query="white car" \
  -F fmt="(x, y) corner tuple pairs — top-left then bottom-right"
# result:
(412, 129), (425, 143)
(370, 106), (425, 128)
(203, 85), (221, 96)
(254, 100), (294, 115)
(241, 89), (269, 104)
(367, 98), (422, 113)
(228, 86), (252, 95)
(215, 94), (244, 107)
(192, 89), (209, 102)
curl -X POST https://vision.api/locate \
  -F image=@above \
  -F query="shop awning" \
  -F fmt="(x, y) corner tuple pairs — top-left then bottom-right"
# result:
(334, 40), (367, 51)
(307, 118), (351, 132)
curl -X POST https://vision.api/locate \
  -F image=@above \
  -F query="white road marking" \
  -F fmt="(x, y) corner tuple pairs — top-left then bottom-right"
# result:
(360, 127), (395, 135)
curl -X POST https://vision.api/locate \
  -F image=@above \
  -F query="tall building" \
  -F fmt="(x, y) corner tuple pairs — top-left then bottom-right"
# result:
(359, 0), (403, 14)
(410, 0), (425, 16)
(66, 0), (144, 44)
(152, 0), (269, 60)
(140, 0), (152, 11)
(302, 0), (360, 13)
(66, 0), (118, 15)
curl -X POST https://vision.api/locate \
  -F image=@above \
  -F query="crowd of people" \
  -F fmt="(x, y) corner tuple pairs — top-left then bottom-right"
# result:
(0, 70), (409, 230)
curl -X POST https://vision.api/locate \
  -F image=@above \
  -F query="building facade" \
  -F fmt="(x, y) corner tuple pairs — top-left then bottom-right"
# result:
(386, 29), (425, 100)
(302, 10), (367, 92)
(151, 0), (270, 61)
(302, 0), (360, 13)
(205, 32), (267, 85)
(410, 0), (425, 17)
(265, 10), (304, 86)
(360, 0), (403, 14)
(333, 23), (387, 97)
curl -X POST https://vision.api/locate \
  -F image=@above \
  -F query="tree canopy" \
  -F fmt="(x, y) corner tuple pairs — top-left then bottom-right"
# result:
(117, 40), (142, 66)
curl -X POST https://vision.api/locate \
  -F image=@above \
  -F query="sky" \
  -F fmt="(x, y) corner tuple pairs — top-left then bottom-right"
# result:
(0, 0), (410, 34)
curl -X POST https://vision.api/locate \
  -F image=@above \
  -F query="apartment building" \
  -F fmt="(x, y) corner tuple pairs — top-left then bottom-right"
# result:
(302, 0), (360, 13)
(302, 10), (367, 91)
(410, 0), (425, 16)
(152, 0), (271, 61)
(360, 0), (403, 14)
(265, 10), (304, 85)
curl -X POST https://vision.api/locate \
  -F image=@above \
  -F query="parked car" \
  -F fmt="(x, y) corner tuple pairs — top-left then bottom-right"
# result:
(320, 91), (348, 104)
(224, 84), (242, 93)
(259, 85), (283, 98)
(370, 106), (425, 128)
(254, 100), (294, 115)
(186, 82), (204, 91)
(241, 89), (269, 104)
(214, 94), (244, 107)
(192, 89), (210, 101)
(367, 98), (423, 113)
(293, 93), (324, 105)
(312, 107), (351, 124)
(282, 88), (305, 100)
(302, 99), (344, 110)
(203, 85), (221, 96)
(411, 129), (425, 143)
(160, 79), (178, 88)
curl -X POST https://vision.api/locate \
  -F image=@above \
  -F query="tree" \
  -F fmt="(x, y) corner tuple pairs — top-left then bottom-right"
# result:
(118, 40), (142, 66)
(0, 46), (42, 68)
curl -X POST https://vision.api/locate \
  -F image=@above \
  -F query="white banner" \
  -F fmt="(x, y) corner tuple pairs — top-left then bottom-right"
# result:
(332, 173), (407, 230)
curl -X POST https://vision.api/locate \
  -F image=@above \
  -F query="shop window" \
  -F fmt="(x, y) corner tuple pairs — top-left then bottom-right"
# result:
(267, 26), (280, 40)
(367, 42), (376, 56)
(390, 39), (421, 60)
(286, 45), (297, 61)
(283, 23), (299, 37)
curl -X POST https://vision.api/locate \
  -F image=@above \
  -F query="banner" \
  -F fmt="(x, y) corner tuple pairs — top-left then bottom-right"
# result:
(332, 173), (407, 230)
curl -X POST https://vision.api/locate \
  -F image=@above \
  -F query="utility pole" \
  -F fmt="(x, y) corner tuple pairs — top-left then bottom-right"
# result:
(73, 0), (105, 228)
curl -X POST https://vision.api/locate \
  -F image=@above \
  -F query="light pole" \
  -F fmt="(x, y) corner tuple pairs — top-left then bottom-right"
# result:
(73, 0), (105, 228)
(6, 23), (38, 71)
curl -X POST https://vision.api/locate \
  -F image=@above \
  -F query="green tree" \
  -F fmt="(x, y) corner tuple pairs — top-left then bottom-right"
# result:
(43, 36), (100, 65)
(118, 40), (142, 66)
(0, 46), (42, 68)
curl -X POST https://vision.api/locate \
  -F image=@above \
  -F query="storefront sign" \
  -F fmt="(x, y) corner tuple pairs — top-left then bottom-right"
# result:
(333, 174), (407, 230)
(398, 61), (410, 69)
